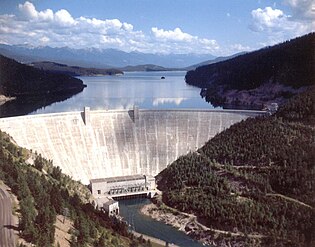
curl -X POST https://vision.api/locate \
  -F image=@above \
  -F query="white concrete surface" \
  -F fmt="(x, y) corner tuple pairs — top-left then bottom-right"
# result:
(0, 109), (263, 184)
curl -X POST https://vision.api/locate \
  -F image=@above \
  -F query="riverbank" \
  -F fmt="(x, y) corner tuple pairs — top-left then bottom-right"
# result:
(140, 196), (263, 246)
(119, 197), (204, 247)
(140, 203), (214, 246)
(132, 230), (179, 247)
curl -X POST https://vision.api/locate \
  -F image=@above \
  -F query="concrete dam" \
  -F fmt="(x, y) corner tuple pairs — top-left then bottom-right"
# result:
(0, 108), (263, 184)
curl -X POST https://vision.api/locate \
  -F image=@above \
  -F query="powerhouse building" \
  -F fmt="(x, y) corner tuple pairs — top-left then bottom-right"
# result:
(90, 174), (156, 198)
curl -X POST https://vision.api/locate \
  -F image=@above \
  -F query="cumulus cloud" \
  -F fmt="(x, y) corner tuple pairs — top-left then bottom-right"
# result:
(0, 1), (219, 54)
(152, 27), (194, 42)
(284, 0), (315, 20)
(55, 9), (77, 26)
(151, 27), (219, 54)
(250, 2), (314, 43)
(19, 1), (54, 21)
(250, 7), (287, 32)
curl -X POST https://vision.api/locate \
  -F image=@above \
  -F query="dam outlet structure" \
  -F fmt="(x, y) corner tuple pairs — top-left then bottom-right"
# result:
(0, 107), (264, 184)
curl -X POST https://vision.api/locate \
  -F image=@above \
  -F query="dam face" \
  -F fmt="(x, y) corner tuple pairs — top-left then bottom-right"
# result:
(0, 109), (263, 184)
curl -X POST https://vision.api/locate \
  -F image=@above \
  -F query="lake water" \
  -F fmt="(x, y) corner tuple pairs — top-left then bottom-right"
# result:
(119, 198), (204, 247)
(31, 71), (215, 114)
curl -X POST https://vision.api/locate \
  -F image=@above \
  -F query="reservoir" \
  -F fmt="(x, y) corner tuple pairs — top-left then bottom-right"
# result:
(119, 198), (204, 247)
(31, 71), (215, 114)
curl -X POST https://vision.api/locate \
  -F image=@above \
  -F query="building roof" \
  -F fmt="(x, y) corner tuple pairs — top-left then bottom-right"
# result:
(90, 174), (145, 184)
(103, 199), (118, 206)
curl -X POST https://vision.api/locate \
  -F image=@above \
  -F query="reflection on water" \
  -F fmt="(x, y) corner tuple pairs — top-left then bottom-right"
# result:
(119, 198), (204, 247)
(0, 91), (83, 118)
(31, 71), (215, 115)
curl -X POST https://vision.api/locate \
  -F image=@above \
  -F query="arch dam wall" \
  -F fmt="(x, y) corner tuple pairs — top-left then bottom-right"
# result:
(0, 109), (263, 184)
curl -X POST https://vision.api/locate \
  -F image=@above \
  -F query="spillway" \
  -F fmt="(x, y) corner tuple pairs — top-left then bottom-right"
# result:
(0, 108), (263, 184)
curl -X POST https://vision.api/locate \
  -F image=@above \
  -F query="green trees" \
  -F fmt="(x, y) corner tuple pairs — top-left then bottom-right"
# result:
(19, 195), (37, 242)
(0, 129), (151, 247)
(34, 155), (44, 171)
(157, 87), (315, 246)
(186, 33), (315, 90)
(185, 33), (315, 109)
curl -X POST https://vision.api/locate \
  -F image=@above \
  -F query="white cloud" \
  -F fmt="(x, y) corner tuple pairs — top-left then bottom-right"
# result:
(55, 9), (76, 26)
(250, 7), (289, 32)
(250, 4), (314, 41)
(284, 0), (315, 20)
(0, 1), (219, 55)
(151, 27), (219, 54)
(229, 44), (250, 52)
(152, 27), (194, 42)
(19, 1), (53, 21)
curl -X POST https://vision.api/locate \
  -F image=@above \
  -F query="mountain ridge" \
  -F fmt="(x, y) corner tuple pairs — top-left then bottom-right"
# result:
(0, 44), (216, 68)
(30, 61), (124, 76)
(185, 51), (247, 70)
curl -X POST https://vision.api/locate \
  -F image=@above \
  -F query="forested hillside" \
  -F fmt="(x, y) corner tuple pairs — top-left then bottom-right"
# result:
(30, 61), (123, 76)
(157, 87), (315, 246)
(0, 55), (86, 97)
(185, 33), (315, 108)
(0, 131), (152, 247)
(0, 55), (88, 117)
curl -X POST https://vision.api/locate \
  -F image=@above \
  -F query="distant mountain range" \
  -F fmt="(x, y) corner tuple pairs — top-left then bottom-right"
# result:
(185, 52), (247, 70)
(0, 44), (216, 69)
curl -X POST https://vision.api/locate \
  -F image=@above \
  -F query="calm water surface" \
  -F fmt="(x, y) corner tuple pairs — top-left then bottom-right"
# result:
(119, 198), (204, 247)
(31, 71), (214, 114)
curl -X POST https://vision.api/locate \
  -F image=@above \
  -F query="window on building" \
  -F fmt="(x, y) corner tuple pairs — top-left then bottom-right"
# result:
(97, 190), (101, 194)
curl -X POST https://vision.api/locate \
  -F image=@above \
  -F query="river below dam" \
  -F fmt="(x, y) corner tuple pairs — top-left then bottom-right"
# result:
(119, 198), (204, 247)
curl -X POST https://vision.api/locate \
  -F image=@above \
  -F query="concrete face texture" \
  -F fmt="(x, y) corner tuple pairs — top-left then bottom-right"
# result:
(0, 109), (262, 184)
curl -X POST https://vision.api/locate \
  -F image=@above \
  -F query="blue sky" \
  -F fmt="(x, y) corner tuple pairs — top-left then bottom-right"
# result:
(0, 0), (314, 56)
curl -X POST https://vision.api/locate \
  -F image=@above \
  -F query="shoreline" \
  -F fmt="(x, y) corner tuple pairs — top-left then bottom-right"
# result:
(139, 199), (265, 246)
(140, 202), (212, 246)
(131, 230), (179, 247)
